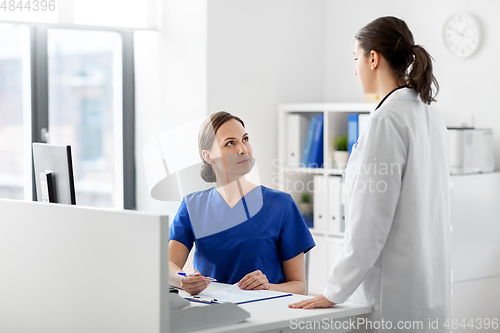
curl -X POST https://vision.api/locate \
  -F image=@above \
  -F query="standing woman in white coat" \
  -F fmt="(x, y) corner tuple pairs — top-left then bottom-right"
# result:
(290, 16), (451, 332)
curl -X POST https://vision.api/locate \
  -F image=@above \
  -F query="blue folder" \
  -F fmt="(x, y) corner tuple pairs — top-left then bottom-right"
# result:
(348, 114), (359, 155)
(301, 116), (317, 166)
(308, 114), (323, 168)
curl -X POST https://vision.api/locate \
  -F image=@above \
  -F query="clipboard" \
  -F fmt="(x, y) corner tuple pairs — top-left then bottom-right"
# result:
(193, 284), (293, 305)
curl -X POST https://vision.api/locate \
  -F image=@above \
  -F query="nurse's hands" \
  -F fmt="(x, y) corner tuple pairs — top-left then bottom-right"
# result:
(288, 295), (336, 309)
(180, 270), (211, 295)
(238, 270), (270, 290)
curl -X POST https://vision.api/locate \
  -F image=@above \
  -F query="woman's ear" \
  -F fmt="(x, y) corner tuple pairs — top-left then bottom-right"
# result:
(370, 50), (379, 70)
(202, 150), (212, 164)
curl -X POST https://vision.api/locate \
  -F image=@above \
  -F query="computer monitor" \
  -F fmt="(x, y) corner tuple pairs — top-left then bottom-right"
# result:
(32, 143), (76, 205)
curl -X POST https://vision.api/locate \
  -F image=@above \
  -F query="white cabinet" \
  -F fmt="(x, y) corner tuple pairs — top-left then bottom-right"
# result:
(450, 173), (500, 324)
(308, 234), (344, 296)
(451, 277), (500, 331)
(307, 236), (327, 295)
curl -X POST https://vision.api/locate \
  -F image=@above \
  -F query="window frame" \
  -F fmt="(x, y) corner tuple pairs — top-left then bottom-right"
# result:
(30, 26), (136, 209)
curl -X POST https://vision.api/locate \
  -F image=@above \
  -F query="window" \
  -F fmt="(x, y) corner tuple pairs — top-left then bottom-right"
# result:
(0, 24), (30, 200)
(0, 25), (135, 209)
(47, 29), (123, 208)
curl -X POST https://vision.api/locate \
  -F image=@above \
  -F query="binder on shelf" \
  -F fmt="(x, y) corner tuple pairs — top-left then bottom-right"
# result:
(312, 175), (327, 232)
(308, 114), (324, 168)
(348, 114), (359, 155)
(301, 116), (317, 166)
(287, 114), (309, 167)
(358, 113), (370, 140)
(328, 177), (342, 234)
(340, 180), (346, 233)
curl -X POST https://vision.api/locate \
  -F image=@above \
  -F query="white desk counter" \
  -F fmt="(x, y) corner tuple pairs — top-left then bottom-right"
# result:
(0, 199), (371, 333)
(178, 283), (371, 333)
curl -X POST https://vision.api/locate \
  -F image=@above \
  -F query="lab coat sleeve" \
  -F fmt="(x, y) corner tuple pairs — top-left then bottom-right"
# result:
(323, 111), (407, 304)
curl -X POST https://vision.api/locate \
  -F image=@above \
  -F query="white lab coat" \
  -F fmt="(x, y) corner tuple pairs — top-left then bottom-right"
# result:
(323, 87), (451, 333)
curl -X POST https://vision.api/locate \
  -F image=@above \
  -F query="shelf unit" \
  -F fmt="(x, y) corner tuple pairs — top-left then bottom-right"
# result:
(279, 104), (500, 316)
(278, 102), (376, 295)
(277, 102), (376, 230)
(278, 102), (375, 177)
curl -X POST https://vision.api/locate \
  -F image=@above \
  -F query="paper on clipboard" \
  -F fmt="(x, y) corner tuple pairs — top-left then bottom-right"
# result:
(197, 284), (292, 304)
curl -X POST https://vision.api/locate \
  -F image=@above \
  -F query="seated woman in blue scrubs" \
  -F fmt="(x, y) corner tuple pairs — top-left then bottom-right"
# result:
(169, 111), (315, 295)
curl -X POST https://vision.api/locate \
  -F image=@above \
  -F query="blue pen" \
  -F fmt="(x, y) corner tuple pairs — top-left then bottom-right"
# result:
(178, 272), (217, 282)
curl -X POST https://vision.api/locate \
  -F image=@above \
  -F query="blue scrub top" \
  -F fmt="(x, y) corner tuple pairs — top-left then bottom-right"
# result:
(169, 185), (315, 285)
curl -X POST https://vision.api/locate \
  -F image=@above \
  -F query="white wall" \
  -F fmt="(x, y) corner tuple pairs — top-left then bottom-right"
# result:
(135, 0), (500, 211)
(324, 0), (500, 170)
(207, 0), (326, 188)
(135, 0), (208, 213)
(135, 0), (326, 211)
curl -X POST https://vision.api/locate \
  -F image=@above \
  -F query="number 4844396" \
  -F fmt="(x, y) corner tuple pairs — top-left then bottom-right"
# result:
(443, 318), (498, 330)
(1, 0), (56, 11)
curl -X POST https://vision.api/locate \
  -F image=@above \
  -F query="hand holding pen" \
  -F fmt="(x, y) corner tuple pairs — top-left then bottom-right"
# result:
(178, 272), (217, 282)
(178, 270), (215, 295)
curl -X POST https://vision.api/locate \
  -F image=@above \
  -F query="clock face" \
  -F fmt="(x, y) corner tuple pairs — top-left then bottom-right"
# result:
(444, 13), (482, 58)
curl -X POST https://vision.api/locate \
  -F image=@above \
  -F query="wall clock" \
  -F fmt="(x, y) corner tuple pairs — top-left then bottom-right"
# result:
(443, 13), (482, 58)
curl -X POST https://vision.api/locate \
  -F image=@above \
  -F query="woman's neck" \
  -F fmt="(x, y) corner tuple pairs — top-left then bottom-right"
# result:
(215, 177), (256, 204)
(376, 73), (406, 101)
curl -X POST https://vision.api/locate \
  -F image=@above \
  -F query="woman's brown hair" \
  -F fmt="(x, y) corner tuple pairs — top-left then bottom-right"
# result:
(198, 111), (245, 182)
(355, 16), (439, 104)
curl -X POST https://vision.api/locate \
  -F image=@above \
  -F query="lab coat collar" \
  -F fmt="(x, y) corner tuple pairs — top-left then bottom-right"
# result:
(375, 86), (417, 111)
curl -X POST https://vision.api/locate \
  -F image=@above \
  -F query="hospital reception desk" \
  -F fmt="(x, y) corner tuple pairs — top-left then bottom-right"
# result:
(0, 198), (371, 333)
(3, 173), (497, 332)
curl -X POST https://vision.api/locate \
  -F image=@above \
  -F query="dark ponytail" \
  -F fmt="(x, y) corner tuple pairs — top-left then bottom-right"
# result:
(355, 16), (439, 104)
(198, 111), (245, 183)
(408, 45), (439, 104)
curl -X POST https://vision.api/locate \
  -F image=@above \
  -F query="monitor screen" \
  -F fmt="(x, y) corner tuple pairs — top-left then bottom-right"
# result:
(32, 143), (76, 205)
